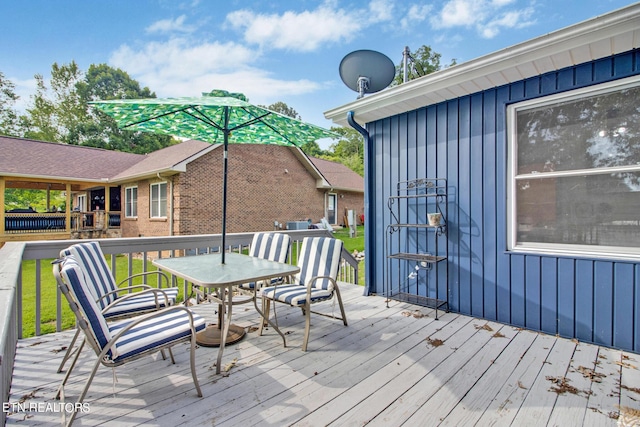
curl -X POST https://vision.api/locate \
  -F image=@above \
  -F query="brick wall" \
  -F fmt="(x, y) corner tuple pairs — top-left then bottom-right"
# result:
(120, 145), (364, 237)
(174, 145), (327, 235)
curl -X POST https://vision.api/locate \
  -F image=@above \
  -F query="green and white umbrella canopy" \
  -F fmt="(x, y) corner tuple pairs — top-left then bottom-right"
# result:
(90, 89), (335, 146)
(91, 89), (337, 263)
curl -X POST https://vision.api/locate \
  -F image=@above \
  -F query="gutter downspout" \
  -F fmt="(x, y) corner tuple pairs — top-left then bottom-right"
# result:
(347, 111), (373, 296)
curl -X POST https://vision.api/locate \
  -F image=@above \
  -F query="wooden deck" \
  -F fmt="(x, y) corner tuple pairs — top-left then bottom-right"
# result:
(6, 283), (640, 426)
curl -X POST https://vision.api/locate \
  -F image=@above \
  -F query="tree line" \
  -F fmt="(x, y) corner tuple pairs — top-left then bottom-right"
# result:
(0, 45), (452, 180)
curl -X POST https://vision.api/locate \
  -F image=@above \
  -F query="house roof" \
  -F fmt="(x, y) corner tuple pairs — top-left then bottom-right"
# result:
(0, 136), (364, 193)
(110, 139), (216, 182)
(325, 3), (640, 127)
(308, 156), (364, 192)
(0, 135), (142, 183)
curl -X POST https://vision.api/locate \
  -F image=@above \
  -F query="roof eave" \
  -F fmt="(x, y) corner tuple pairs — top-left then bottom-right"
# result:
(325, 3), (640, 127)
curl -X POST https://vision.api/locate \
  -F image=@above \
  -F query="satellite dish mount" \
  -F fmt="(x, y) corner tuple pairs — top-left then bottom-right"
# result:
(339, 50), (395, 99)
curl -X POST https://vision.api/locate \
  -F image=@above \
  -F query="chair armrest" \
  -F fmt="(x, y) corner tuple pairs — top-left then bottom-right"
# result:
(117, 271), (170, 289)
(304, 275), (338, 294)
(101, 287), (174, 314)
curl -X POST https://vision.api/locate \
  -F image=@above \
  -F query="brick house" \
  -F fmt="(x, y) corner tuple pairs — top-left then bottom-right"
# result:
(0, 135), (363, 240)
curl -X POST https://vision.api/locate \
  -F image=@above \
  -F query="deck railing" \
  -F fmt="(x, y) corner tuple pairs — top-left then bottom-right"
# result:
(0, 229), (359, 426)
(3, 211), (121, 234)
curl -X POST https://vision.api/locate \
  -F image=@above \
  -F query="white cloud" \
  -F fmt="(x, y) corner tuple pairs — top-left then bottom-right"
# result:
(110, 38), (256, 80)
(431, 0), (535, 38)
(108, 38), (322, 101)
(225, 0), (392, 52)
(145, 15), (197, 34)
(400, 4), (433, 30)
(368, 0), (395, 23)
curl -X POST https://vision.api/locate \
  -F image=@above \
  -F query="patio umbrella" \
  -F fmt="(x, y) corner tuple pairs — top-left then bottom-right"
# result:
(91, 89), (337, 263)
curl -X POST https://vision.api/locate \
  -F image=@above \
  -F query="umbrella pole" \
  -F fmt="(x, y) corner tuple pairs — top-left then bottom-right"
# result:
(221, 108), (230, 264)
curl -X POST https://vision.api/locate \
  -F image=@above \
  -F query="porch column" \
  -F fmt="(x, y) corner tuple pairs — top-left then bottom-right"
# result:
(0, 178), (5, 235)
(65, 183), (71, 233)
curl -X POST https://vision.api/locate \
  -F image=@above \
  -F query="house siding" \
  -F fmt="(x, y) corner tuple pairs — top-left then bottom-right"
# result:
(368, 48), (640, 352)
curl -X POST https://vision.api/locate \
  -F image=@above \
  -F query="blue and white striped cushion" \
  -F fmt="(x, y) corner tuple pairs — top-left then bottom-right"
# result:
(249, 233), (291, 263)
(295, 237), (343, 291)
(59, 257), (114, 358)
(64, 242), (178, 313)
(261, 237), (343, 305)
(64, 242), (117, 308)
(261, 284), (333, 306)
(239, 233), (291, 291)
(108, 309), (206, 361)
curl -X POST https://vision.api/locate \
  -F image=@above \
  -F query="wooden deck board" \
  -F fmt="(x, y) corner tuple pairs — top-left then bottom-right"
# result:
(5, 283), (638, 426)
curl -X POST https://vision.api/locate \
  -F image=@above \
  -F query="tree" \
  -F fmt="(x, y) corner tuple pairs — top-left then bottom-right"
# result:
(0, 71), (20, 137)
(393, 45), (457, 85)
(325, 127), (364, 176)
(21, 62), (174, 153)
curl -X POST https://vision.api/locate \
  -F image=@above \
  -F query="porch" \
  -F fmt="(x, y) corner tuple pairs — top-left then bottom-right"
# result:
(5, 283), (639, 426)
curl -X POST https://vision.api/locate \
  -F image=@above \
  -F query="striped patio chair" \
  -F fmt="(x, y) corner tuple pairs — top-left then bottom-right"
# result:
(53, 256), (205, 427)
(56, 241), (179, 373)
(238, 232), (292, 295)
(259, 237), (347, 351)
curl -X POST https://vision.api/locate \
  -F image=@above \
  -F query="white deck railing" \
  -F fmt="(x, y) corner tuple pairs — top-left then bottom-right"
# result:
(0, 229), (359, 427)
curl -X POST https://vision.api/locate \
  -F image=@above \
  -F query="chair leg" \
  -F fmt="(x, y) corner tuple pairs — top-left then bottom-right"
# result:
(334, 286), (348, 326)
(57, 328), (81, 373)
(63, 351), (105, 427)
(56, 338), (85, 400)
(188, 335), (202, 397)
(258, 297), (270, 336)
(302, 301), (311, 352)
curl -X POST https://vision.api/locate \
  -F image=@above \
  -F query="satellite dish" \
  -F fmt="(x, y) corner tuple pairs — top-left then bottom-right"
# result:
(339, 50), (395, 99)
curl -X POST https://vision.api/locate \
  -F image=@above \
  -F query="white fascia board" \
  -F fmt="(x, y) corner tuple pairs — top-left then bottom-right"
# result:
(325, 4), (640, 127)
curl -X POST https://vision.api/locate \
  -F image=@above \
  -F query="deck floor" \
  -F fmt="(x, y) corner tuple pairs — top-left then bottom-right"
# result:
(6, 283), (640, 426)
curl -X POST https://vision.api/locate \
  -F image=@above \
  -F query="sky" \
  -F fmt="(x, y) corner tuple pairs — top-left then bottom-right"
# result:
(1, 0), (636, 147)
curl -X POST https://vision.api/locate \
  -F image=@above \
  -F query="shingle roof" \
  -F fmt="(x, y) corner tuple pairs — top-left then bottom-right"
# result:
(0, 136), (364, 193)
(309, 156), (364, 192)
(0, 135), (143, 182)
(111, 139), (215, 181)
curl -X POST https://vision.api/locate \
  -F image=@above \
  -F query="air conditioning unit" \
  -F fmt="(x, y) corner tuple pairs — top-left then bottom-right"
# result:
(287, 221), (309, 230)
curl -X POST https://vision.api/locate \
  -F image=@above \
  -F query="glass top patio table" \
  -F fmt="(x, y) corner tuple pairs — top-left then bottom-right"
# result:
(153, 252), (299, 374)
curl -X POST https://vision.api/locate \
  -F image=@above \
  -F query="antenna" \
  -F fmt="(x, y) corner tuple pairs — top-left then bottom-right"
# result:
(339, 50), (395, 99)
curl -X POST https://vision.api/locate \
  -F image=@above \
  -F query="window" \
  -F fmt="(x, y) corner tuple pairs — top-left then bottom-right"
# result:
(125, 186), (137, 218)
(150, 182), (167, 218)
(507, 75), (640, 259)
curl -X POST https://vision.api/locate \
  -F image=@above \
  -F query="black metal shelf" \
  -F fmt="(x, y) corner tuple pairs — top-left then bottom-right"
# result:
(385, 178), (448, 319)
(387, 252), (446, 263)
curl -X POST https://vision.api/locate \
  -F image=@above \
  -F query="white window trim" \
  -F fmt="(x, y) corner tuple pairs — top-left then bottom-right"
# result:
(507, 74), (640, 261)
(124, 186), (138, 218)
(150, 182), (167, 219)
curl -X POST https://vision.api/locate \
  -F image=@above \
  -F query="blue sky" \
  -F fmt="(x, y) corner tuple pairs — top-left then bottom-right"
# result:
(1, 0), (636, 146)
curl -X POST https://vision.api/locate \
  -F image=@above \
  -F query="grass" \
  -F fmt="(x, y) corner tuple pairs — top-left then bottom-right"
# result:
(333, 225), (365, 285)
(19, 228), (366, 338)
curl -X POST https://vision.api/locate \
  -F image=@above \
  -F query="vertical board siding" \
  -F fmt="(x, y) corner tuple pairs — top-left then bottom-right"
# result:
(369, 49), (640, 352)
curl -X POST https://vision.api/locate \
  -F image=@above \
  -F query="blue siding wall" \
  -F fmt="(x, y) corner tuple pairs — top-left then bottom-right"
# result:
(367, 49), (640, 352)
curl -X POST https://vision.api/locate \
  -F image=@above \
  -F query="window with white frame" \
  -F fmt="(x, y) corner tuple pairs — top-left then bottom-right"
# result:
(124, 186), (137, 218)
(507, 75), (640, 259)
(150, 182), (167, 218)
